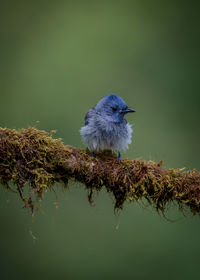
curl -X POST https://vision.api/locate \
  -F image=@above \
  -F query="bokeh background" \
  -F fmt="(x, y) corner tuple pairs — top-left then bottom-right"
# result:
(0, 1), (200, 279)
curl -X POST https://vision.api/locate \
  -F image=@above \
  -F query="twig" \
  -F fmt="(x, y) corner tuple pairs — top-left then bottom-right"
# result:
(0, 127), (199, 215)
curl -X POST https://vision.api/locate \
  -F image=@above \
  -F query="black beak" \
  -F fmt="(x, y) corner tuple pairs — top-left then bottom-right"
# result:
(120, 108), (136, 114)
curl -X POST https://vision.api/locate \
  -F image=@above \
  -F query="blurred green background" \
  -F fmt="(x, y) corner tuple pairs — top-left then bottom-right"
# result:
(0, 1), (200, 279)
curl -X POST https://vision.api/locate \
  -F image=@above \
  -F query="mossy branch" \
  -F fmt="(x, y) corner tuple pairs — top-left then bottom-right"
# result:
(0, 127), (200, 215)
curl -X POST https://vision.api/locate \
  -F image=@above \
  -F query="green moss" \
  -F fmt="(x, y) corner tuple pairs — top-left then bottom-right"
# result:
(0, 127), (200, 215)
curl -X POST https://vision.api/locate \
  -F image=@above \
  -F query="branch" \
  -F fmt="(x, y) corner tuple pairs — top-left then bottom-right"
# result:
(0, 127), (200, 215)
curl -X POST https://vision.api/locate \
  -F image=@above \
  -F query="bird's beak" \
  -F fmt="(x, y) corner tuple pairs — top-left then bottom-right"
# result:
(120, 108), (136, 114)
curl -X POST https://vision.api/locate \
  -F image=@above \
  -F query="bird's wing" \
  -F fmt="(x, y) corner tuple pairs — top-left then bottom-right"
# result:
(84, 109), (94, 125)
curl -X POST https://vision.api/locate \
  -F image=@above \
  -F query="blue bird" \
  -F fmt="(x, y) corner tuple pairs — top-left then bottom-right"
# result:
(80, 94), (135, 161)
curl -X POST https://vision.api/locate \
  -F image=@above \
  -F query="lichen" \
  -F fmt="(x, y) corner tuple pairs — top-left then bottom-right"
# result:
(0, 127), (200, 215)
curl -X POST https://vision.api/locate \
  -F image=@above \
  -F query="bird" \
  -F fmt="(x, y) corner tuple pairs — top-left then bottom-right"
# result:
(80, 94), (135, 161)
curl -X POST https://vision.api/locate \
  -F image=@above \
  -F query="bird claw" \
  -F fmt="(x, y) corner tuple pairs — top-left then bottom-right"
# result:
(90, 152), (96, 157)
(117, 151), (122, 163)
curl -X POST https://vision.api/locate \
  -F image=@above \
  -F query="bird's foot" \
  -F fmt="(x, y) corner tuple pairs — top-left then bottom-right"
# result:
(117, 151), (122, 163)
(90, 151), (96, 157)
(86, 148), (96, 158)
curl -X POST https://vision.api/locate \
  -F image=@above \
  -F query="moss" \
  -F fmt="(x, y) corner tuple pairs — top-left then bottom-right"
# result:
(0, 127), (200, 215)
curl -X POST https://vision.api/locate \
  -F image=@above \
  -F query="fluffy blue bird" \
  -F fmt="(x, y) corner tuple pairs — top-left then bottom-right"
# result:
(80, 94), (135, 161)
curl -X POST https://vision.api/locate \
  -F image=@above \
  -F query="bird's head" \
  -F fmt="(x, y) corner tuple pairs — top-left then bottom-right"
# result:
(95, 94), (135, 123)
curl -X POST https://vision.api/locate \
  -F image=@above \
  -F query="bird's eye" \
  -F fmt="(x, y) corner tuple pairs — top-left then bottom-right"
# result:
(112, 107), (117, 112)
